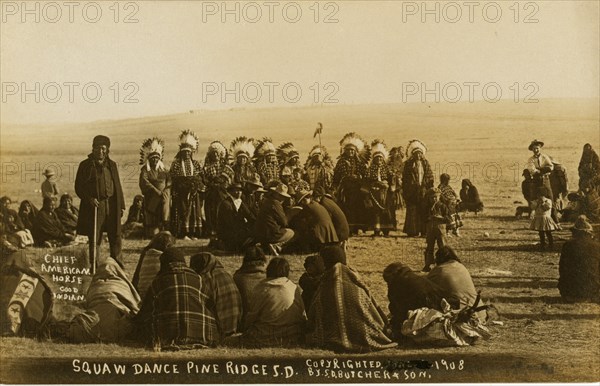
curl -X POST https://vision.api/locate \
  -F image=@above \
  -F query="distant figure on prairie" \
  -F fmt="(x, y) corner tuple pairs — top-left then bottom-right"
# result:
(530, 186), (559, 251)
(402, 139), (434, 237)
(169, 130), (205, 240)
(41, 168), (59, 202)
(578, 143), (600, 192)
(139, 137), (171, 238)
(526, 139), (554, 206)
(75, 135), (125, 267)
(458, 179), (484, 214)
(558, 215), (600, 304)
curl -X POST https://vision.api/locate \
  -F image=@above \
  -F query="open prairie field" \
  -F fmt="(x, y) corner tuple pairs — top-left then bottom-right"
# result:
(1, 100), (599, 383)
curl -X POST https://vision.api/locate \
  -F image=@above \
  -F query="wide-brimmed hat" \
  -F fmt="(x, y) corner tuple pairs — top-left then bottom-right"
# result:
(572, 215), (593, 233)
(281, 167), (293, 176)
(227, 183), (243, 192)
(42, 168), (55, 177)
(528, 139), (544, 151)
(247, 173), (263, 188)
(270, 183), (291, 198)
(295, 189), (313, 203)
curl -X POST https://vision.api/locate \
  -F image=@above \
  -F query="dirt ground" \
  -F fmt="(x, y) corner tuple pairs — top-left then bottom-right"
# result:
(1, 100), (599, 383)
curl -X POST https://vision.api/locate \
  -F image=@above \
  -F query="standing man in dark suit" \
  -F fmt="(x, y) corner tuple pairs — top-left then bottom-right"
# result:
(75, 135), (125, 268)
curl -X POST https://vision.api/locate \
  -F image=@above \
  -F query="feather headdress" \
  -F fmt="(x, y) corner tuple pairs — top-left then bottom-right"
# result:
(406, 139), (427, 158)
(340, 132), (365, 153)
(178, 130), (199, 152)
(254, 137), (277, 160)
(339, 132), (370, 162)
(139, 137), (165, 170)
(231, 136), (255, 159)
(277, 142), (300, 166)
(305, 145), (334, 169)
(208, 140), (228, 160)
(370, 139), (389, 161)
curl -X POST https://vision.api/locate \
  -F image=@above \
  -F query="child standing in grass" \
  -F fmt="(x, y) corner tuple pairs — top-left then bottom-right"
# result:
(530, 187), (559, 250)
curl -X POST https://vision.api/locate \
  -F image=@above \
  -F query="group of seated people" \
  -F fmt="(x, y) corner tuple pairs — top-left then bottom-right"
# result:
(0, 195), (79, 253)
(212, 182), (349, 256)
(62, 230), (492, 352)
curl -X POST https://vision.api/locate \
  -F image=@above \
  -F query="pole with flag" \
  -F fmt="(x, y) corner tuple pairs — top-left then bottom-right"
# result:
(314, 122), (323, 148)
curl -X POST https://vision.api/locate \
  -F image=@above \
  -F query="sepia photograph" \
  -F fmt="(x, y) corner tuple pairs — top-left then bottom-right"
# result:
(0, 0), (598, 383)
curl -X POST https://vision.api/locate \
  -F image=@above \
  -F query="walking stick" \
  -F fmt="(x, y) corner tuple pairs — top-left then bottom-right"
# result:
(91, 205), (98, 275)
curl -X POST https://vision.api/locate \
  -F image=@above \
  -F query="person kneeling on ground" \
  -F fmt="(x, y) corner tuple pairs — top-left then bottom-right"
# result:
(233, 246), (268, 324)
(134, 248), (217, 350)
(458, 179), (483, 214)
(131, 231), (176, 300)
(383, 262), (445, 342)
(290, 189), (338, 253)
(216, 183), (256, 252)
(558, 215), (600, 303)
(255, 183), (295, 255)
(428, 246), (487, 321)
(33, 197), (75, 247)
(69, 257), (141, 343)
(190, 253), (243, 341)
(307, 245), (397, 352)
(240, 257), (306, 347)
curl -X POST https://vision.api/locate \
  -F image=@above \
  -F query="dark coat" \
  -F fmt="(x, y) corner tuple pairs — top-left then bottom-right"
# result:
(301, 201), (338, 244)
(320, 195), (350, 241)
(75, 155), (125, 236)
(558, 234), (600, 302)
(216, 196), (256, 251)
(33, 209), (66, 244)
(383, 263), (445, 338)
(255, 195), (288, 243)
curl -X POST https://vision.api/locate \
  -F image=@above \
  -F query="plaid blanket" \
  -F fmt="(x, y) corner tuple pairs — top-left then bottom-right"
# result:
(132, 248), (163, 300)
(307, 263), (396, 352)
(135, 262), (218, 348)
(190, 254), (242, 338)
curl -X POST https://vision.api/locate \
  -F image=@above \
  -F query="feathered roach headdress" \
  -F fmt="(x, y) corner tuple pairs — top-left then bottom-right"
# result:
(406, 139), (427, 158)
(178, 130), (199, 153)
(370, 139), (389, 162)
(139, 137), (165, 170)
(231, 136), (255, 159)
(277, 142), (300, 166)
(254, 137), (277, 161)
(339, 132), (370, 162)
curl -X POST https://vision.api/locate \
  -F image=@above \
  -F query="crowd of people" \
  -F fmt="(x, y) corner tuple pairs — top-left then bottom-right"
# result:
(1, 134), (599, 349)
(59, 239), (492, 351)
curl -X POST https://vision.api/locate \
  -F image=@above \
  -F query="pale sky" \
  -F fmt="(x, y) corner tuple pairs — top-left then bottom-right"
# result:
(1, 0), (598, 124)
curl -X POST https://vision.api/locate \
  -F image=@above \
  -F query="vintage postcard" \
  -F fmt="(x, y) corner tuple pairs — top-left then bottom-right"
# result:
(0, 0), (598, 383)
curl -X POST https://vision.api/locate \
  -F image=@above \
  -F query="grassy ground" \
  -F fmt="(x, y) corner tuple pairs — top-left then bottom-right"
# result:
(1, 101), (599, 382)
